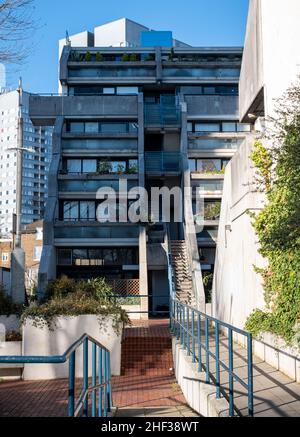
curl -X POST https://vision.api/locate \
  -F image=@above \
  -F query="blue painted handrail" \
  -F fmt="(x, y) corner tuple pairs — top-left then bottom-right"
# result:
(0, 334), (113, 418)
(170, 299), (254, 417)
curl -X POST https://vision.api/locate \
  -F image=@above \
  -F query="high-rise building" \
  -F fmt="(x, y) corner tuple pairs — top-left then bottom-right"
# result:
(29, 19), (251, 315)
(0, 90), (53, 237)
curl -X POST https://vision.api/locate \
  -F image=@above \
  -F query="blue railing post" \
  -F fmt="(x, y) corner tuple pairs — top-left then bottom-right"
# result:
(215, 321), (220, 399)
(186, 306), (190, 355)
(103, 350), (108, 418)
(108, 352), (113, 412)
(247, 334), (254, 417)
(83, 337), (89, 417)
(176, 302), (180, 340)
(197, 312), (202, 372)
(92, 343), (97, 417)
(191, 310), (195, 363)
(98, 347), (103, 417)
(205, 316), (210, 383)
(182, 305), (186, 349)
(228, 329), (234, 417)
(68, 351), (76, 417)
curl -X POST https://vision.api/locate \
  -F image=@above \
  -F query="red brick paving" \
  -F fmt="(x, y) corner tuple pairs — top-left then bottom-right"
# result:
(0, 319), (188, 416)
(112, 319), (187, 408)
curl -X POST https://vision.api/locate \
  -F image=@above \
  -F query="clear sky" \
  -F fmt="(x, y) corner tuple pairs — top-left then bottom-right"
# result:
(5, 0), (249, 93)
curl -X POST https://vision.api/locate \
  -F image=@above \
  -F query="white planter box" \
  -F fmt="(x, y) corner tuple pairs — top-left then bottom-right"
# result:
(0, 341), (23, 380)
(0, 341), (22, 359)
(22, 315), (122, 381)
(0, 315), (20, 333)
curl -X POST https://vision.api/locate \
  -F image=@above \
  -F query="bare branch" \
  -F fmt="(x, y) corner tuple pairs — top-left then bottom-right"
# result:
(0, 0), (37, 64)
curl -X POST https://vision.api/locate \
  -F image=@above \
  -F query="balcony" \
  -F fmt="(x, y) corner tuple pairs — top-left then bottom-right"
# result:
(29, 95), (138, 126)
(144, 103), (180, 127)
(145, 152), (181, 174)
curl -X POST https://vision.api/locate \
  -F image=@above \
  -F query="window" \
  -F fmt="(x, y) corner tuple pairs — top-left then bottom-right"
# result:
(63, 201), (79, 221)
(1, 253), (9, 262)
(85, 123), (99, 133)
(222, 122), (237, 132)
(82, 160), (97, 173)
(80, 201), (96, 221)
(33, 246), (42, 261)
(67, 159), (81, 173)
(57, 249), (72, 265)
(69, 123), (84, 133)
(195, 123), (220, 133)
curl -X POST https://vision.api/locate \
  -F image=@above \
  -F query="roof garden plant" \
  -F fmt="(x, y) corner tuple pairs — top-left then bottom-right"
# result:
(21, 276), (130, 334)
(245, 82), (300, 348)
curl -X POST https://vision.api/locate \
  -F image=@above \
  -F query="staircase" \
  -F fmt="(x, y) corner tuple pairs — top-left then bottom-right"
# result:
(120, 324), (173, 376)
(170, 240), (195, 305)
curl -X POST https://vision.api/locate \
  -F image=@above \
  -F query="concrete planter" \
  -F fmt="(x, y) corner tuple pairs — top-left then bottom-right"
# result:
(0, 315), (20, 333)
(22, 315), (122, 381)
(0, 341), (23, 381)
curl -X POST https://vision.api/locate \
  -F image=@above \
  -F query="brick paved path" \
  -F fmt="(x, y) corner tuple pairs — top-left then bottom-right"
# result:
(0, 320), (197, 417)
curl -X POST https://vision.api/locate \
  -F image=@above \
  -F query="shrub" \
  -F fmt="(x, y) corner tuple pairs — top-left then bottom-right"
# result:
(121, 54), (130, 62)
(0, 285), (23, 316)
(129, 54), (138, 62)
(22, 277), (130, 333)
(95, 52), (103, 62)
(84, 51), (92, 62)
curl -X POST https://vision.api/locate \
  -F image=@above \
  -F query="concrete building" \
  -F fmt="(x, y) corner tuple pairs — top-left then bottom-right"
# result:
(213, 0), (300, 329)
(0, 220), (43, 294)
(0, 90), (53, 237)
(29, 18), (251, 316)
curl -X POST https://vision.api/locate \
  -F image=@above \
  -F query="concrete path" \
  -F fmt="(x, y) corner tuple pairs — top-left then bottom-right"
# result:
(181, 322), (300, 417)
(114, 406), (200, 417)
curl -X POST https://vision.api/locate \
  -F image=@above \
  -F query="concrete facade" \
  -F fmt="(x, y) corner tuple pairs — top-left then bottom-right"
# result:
(240, 0), (300, 122)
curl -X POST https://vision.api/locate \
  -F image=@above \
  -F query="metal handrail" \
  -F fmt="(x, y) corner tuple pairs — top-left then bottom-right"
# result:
(170, 299), (254, 417)
(0, 334), (113, 418)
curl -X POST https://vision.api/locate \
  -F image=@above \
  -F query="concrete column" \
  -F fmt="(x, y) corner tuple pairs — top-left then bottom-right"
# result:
(139, 226), (148, 319)
(10, 247), (25, 304)
(138, 93), (149, 319)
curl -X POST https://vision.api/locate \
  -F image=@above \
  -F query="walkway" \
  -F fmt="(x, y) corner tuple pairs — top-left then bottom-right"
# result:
(179, 320), (300, 417)
(0, 319), (299, 417)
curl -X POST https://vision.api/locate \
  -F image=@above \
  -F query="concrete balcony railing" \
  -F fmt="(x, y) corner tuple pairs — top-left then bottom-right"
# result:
(29, 95), (138, 125)
(185, 95), (239, 118)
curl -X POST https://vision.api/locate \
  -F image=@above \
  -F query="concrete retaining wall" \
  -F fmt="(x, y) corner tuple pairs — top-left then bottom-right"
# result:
(22, 315), (122, 380)
(172, 339), (229, 417)
(232, 331), (300, 383)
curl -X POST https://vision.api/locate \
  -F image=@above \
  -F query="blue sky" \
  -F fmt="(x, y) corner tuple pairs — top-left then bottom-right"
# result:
(5, 0), (249, 93)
